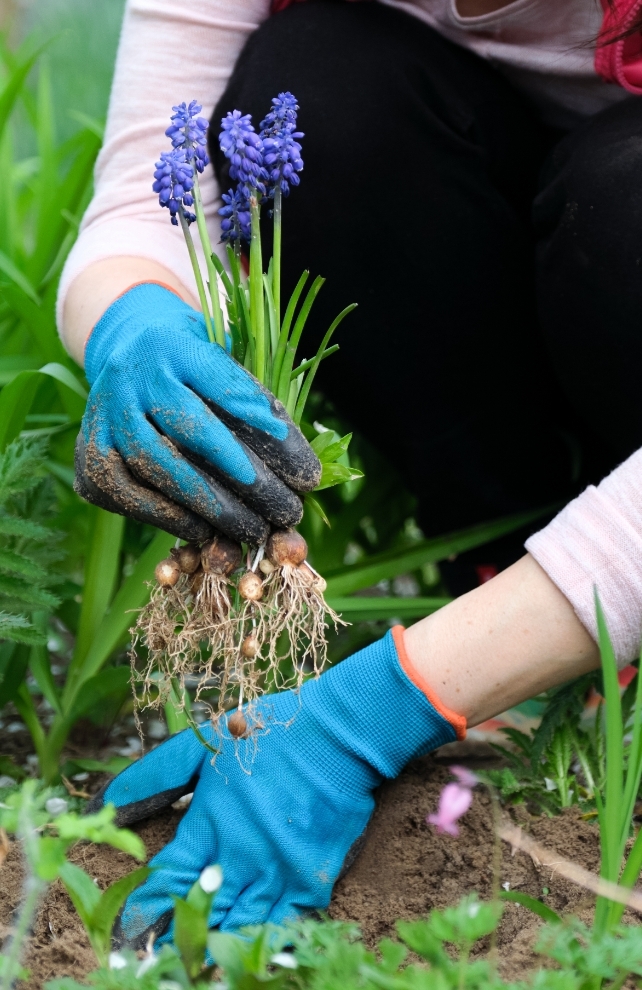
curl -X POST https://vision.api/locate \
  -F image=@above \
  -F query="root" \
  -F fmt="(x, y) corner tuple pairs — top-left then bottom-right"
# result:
(129, 538), (347, 751)
(264, 562), (348, 690)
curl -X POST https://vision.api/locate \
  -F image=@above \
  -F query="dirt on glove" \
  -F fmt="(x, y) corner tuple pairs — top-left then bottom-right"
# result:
(0, 753), (608, 989)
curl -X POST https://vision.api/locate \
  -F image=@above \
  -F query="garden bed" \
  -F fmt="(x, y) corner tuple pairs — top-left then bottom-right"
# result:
(0, 750), (607, 989)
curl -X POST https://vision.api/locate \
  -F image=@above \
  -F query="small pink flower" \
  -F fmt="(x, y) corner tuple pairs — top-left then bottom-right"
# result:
(427, 783), (473, 836)
(450, 765), (479, 789)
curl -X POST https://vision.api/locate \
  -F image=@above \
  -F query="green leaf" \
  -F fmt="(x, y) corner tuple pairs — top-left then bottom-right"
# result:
(0, 365), (87, 452)
(0, 612), (45, 646)
(67, 508), (125, 683)
(59, 860), (102, 926)
(173, 897), (209, 980)
(304, 494), (331, 528)
(88, 866), (151, 966)
(315, 462), (364, 491)
(293, 303), (357, 424)
(0, 547), (47, 581)
(309, 430), (340, 456)
(0, 249), (40, 303)
(316, 435), (353, 464)
(595, 589), (623, 887)
(56, 806), (145, 860)
(67, 665), (131, 723)
(0, 641), (29, 704)
(0, 515), (50, 540)
(0, 41), (50, 146)
(0, 573), (60, 609)
(499, 890), (561, 924)
(324, 507), (551, 597)
(64, 528), (174, 699)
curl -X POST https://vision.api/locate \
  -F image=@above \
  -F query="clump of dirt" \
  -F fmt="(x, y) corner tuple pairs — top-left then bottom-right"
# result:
(0, 756), (606, 988)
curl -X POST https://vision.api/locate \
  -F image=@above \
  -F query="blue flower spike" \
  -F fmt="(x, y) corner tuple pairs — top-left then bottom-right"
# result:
(152, 148), (197, 226)
(260, 92), (304, 198)
(219, 110), (268, 198)
(166, 99), (210, 173)
(219, 187), (252, 244)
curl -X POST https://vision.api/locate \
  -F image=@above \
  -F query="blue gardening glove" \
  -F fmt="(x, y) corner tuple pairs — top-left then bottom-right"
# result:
(75, 283), (321, 544)
(86, 628), (464, 948)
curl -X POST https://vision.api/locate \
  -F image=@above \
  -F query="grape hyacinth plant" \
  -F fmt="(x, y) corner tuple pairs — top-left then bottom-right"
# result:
(135, 96), (359, 746)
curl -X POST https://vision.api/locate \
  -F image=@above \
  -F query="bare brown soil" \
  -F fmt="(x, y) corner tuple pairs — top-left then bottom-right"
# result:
(0, 753), (608, 989)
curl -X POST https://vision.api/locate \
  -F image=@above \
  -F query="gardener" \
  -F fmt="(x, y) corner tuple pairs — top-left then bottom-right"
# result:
(62, 0), (642, 949)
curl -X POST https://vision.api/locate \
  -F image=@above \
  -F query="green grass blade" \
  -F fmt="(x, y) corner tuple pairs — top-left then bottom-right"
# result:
(291, 345), (340, 380)
(498, 891), (561, 924)
(70, 529), (174, 690)
(621, 658), (642, 850)
(595, 589), (624, 905)
(65, 508), (125, 694)
(0, 249), (40, 303)
(324, 508), (550, 596)
(0, 284), (66, 364)
(0, 371), (42, 451)
(276, 275), (324, 404)
(294, 304), (357, 424)
(0, 42), (49, 148)
(272, 269), (309, 391)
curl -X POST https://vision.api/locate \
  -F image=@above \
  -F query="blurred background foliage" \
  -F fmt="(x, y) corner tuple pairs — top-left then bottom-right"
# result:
(0, 0), (535, 784)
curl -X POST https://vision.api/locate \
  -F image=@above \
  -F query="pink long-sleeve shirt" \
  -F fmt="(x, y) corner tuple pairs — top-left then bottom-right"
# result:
(58, 0), (642, 667)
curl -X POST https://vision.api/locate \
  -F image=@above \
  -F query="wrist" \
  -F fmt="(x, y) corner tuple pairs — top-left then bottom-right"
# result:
(60, 257), (197, 367)
(285, 628), (464, 795)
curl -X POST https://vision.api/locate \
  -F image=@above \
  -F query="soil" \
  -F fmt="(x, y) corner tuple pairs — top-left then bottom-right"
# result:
(0, 746), (617, 989)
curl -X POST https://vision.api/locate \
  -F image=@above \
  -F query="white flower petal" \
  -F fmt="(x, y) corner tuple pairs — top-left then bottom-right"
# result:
(199, 864), (223, 893)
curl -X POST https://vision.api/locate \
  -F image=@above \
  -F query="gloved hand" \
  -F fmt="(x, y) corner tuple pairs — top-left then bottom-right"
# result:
(86, 628), (465, 948)
(75, 282), (321, 544)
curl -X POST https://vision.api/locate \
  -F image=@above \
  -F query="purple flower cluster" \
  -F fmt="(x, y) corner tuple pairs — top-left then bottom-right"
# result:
(219, 110), (267, 198)
(154, 101), (210, 225)
(153, 149), (196, 226)
(219, 188), (251, 244)
(217, 92), (304, 242)
(166, 100), (209, 173)
(260, 92), (304, 197)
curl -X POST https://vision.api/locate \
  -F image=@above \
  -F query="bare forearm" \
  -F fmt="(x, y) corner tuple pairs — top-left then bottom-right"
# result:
(405, 553), (600, 728)
(61, 258), (197, 366)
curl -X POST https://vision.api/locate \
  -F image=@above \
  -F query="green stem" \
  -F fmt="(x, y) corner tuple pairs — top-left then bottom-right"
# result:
(272, 187), (282, 330)
(179, 210), (215, 344)
(0, 788), (46, 990)
(165, 678), (190, 735)
(272, 270), (309, 394)
(192, 174), (225, 348)
(13, 683), (48, 778)
(249, 194), (265, 382)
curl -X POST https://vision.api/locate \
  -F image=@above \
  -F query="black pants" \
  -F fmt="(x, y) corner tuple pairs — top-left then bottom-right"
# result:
(211, 0), (642, 547)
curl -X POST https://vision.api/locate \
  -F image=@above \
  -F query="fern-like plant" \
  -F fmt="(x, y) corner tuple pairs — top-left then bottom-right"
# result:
(0, 437), (63, 645)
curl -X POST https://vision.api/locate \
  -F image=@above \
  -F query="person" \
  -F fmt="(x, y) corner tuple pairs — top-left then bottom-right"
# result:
(63, 0), (642, 949)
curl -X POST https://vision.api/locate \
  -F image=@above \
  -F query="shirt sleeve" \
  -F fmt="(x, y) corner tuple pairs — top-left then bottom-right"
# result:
(56, 0), (270, 331)
(525, 447), (642, 668)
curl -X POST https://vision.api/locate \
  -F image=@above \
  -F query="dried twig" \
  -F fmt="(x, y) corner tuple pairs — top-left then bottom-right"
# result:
(499, 822), (642, 914)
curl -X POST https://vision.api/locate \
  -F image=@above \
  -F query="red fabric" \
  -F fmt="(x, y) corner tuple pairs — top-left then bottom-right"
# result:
(271, 0), (305, 11)
(595, 0), (642, 93)
(271, 0), (642, 96)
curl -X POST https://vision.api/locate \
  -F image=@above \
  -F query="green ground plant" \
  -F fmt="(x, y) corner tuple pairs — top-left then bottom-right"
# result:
(5, 773), (642, 990)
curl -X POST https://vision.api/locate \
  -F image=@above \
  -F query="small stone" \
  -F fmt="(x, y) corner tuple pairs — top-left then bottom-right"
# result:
(45, 797), (68, 817)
